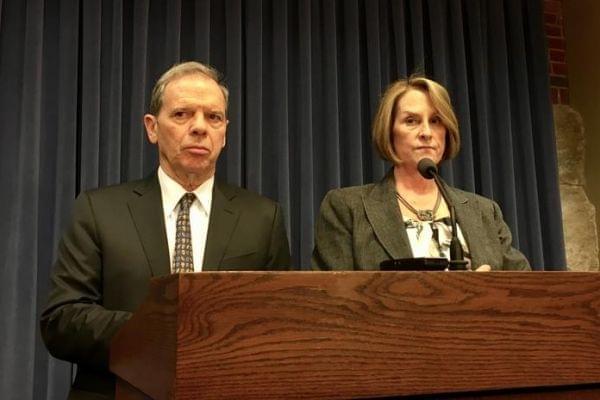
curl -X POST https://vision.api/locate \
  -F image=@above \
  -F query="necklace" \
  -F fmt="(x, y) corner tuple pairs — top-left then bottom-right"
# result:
(395, 190), (441, 221)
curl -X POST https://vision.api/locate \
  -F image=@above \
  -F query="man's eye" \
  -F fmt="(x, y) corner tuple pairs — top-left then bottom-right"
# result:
(208, 113), (225, 126)
(173, 111), (187, 118)
(209, 113), (224, 122)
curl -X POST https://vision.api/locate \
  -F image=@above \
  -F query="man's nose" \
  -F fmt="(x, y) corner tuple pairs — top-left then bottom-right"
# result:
(190, 113), (208, 134)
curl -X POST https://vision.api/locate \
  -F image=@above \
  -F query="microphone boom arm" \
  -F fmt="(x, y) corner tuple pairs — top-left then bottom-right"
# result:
(418, 158), (468, 270)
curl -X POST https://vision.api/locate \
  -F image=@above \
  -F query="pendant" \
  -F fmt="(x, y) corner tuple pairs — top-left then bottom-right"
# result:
(416, 209), (434, 221)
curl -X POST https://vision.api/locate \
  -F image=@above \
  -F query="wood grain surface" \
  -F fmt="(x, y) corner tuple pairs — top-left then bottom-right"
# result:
(111, 271), (600, 399)
(111, 274), (180, 399)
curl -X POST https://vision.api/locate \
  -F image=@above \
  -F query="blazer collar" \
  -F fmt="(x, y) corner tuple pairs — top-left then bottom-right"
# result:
(362, 172), (413, 260)
(128, 173), (171, 277)
(203, 181), (240, 270)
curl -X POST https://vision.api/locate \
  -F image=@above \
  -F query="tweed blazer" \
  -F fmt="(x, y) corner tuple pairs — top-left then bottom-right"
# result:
(312, 174), (530, 271)
(40, 173), (291, 399)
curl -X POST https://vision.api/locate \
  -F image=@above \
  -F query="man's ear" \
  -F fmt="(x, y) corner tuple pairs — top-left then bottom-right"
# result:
(144, 114), (158, 144)
(223, 120), (229, 148)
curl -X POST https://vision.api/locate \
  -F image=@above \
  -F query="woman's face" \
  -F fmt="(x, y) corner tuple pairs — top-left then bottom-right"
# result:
(391, 89), (447, 169)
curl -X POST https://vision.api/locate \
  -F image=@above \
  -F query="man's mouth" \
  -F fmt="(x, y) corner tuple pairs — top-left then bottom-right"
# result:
(184, 146), (210, 155)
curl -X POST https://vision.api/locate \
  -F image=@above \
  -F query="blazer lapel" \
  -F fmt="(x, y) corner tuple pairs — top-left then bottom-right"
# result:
(445, 184), (482, 264)
(203, 181), (240, 270)
(363, 175), (413, 260)
(128, 175), (171, 277)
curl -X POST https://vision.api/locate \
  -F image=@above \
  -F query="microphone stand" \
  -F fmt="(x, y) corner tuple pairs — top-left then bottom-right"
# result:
(428, 166), (469, 271)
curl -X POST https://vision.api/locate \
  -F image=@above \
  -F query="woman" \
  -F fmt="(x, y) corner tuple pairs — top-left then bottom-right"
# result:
(312, 75), (530, 271)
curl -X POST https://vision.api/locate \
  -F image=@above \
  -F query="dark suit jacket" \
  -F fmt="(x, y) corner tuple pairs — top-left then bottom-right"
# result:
(40, 174), (291, 399)
(312, 174), (530, 271)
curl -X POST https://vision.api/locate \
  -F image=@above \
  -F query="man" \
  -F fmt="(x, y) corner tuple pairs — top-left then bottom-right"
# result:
(40, 62), (291, 399)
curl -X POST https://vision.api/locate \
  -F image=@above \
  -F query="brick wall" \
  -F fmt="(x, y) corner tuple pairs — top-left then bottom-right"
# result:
(544, 0), (569, 104)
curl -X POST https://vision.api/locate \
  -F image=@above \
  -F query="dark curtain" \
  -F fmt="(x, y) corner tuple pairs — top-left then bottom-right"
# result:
(0, 0), (565, 398)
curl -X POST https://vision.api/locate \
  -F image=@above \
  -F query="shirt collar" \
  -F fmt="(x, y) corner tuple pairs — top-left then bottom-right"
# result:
(157, 166), (214, 216)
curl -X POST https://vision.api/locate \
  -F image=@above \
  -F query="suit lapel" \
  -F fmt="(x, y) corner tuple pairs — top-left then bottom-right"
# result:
(203, 181), (240, 270)
(445, 184), (482, 264)
(363, 175), (413, 259)
(128, 175), (171, 277)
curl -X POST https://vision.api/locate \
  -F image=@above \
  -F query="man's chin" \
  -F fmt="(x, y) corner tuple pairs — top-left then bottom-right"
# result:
(179, 163), (215, 177)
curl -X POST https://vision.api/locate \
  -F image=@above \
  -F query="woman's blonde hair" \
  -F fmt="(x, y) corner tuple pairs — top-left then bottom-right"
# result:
(372, 75), (460, 164)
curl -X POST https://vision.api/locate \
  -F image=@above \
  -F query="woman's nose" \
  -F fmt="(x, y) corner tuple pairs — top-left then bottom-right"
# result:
(419, 122), (432, 139)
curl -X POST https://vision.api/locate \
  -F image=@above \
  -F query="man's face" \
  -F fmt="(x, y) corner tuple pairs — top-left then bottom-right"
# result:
(144, 74), (228, 184)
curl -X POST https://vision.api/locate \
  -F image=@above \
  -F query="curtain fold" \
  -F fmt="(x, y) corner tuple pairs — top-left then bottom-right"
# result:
(6, 1), (43, 399)
(0, 1), (566, 398)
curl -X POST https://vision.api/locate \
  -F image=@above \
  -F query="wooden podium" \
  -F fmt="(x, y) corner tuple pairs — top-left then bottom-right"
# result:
(110, 271), (600, 399)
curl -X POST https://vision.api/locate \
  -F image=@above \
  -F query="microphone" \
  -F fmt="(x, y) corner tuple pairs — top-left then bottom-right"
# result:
(417, 157), (438, 179)
(417, 158), (468, 270)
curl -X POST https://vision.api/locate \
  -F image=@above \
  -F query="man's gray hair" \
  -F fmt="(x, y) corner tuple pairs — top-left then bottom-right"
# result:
(148, 61), (229, 115)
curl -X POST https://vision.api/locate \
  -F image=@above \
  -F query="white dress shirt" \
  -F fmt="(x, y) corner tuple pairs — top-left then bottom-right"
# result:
(158, 166), (213, 272)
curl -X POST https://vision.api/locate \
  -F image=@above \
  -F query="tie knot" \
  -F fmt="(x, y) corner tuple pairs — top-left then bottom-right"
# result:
(179, 193), (195, 210)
